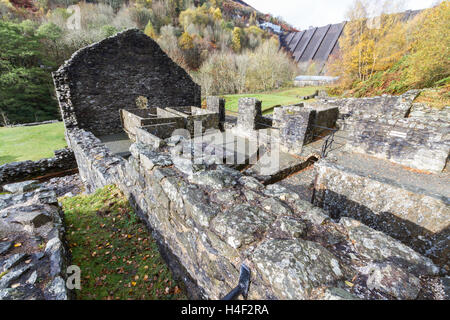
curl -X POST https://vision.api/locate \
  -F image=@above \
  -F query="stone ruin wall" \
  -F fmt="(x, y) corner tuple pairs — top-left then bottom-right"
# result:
(318, 91), (419, 130)
(52, 30), (448, 300)
(66, 128), (441, 300)
(345, 116), (450, 173)
(53, 29), (201, 138)
(311, 92), (449, 268)
(313, 159), (449, 267)
(0, 148), (76, 190)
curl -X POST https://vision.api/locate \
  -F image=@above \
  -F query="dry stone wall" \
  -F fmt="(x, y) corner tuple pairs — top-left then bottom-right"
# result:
(316, 90), (420, 130)
(346, 117), (450, 172)
(0, 149), (76, 188)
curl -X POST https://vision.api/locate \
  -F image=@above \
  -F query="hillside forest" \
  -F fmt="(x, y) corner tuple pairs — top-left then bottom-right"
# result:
(0, 0), (298, 125)
(328, 0), (449, 101)
(0, 0), (449, 125)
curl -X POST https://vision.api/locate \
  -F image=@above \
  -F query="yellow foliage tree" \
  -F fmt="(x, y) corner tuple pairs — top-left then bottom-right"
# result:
(232, 27), (242, 52)
(144, 20), (156, 39)
(330, 0), (409, 86)
(178, 31), (194, 50)
(406, 1), (450, 87)
(135, 0), (153, 8)
(213, 7), (222, 21)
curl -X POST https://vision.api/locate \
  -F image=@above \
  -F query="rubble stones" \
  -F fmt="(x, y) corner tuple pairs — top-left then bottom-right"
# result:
(0, 284), (44, 300)
(0, 187), (71, 300)
(0, 265), (31, 289)
(277, 216), (307, 238)
(0, 242), (12, 256)
(188, 170), (239, 190)
(322, 287), (360, 300)
(44, 276), (69, 300)
(260, 197), (292, 216)
(13, 211), (52, 229)
(238, 176), (264, 190)
(1, 254), (28, 272)
(212, 204), (276, 249)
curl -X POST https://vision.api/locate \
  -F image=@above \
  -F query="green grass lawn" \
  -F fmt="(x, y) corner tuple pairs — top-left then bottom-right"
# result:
(61, 185), (187, 300)
(0, 122), (66, 165)
(223, 86), (322, 114)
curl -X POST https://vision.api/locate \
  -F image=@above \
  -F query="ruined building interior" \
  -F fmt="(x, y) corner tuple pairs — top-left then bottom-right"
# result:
(51, 29), (449, 300)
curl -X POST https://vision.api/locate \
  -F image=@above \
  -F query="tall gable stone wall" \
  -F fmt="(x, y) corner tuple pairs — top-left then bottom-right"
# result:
(53, 29), (201, 137)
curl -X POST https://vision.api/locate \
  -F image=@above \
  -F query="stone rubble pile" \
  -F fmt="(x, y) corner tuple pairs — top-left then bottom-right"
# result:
(0, 179), (74, 300)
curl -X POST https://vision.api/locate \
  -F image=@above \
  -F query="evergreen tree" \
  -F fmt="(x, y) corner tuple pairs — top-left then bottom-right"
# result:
(0, 21), (59, 125)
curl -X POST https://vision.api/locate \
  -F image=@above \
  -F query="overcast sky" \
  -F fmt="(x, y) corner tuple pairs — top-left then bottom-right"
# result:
(244, 0), (438, 30)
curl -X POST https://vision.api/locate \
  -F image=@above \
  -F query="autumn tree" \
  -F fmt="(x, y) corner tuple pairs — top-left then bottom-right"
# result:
(330, 0), (408, 86)
(178, 31), (194, 50)
(232, 27), (241, 52)
(406, 1), (450, 87)
(212, 7), (222, 20)
(144, 20), (156, 39)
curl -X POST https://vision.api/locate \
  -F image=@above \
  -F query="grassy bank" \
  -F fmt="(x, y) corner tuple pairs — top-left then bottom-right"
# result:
(0, 122), (66, 165)
(223, 87), (322, 114)
(61, 185), (186, 300)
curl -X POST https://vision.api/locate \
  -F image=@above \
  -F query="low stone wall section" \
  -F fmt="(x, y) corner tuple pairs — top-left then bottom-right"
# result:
(0, 186), (72, 300)
(313, 159), (449, 268)
(345, 117), (449, 172)
(315, 90), (420, 129)
(0, 149), (77, 188)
